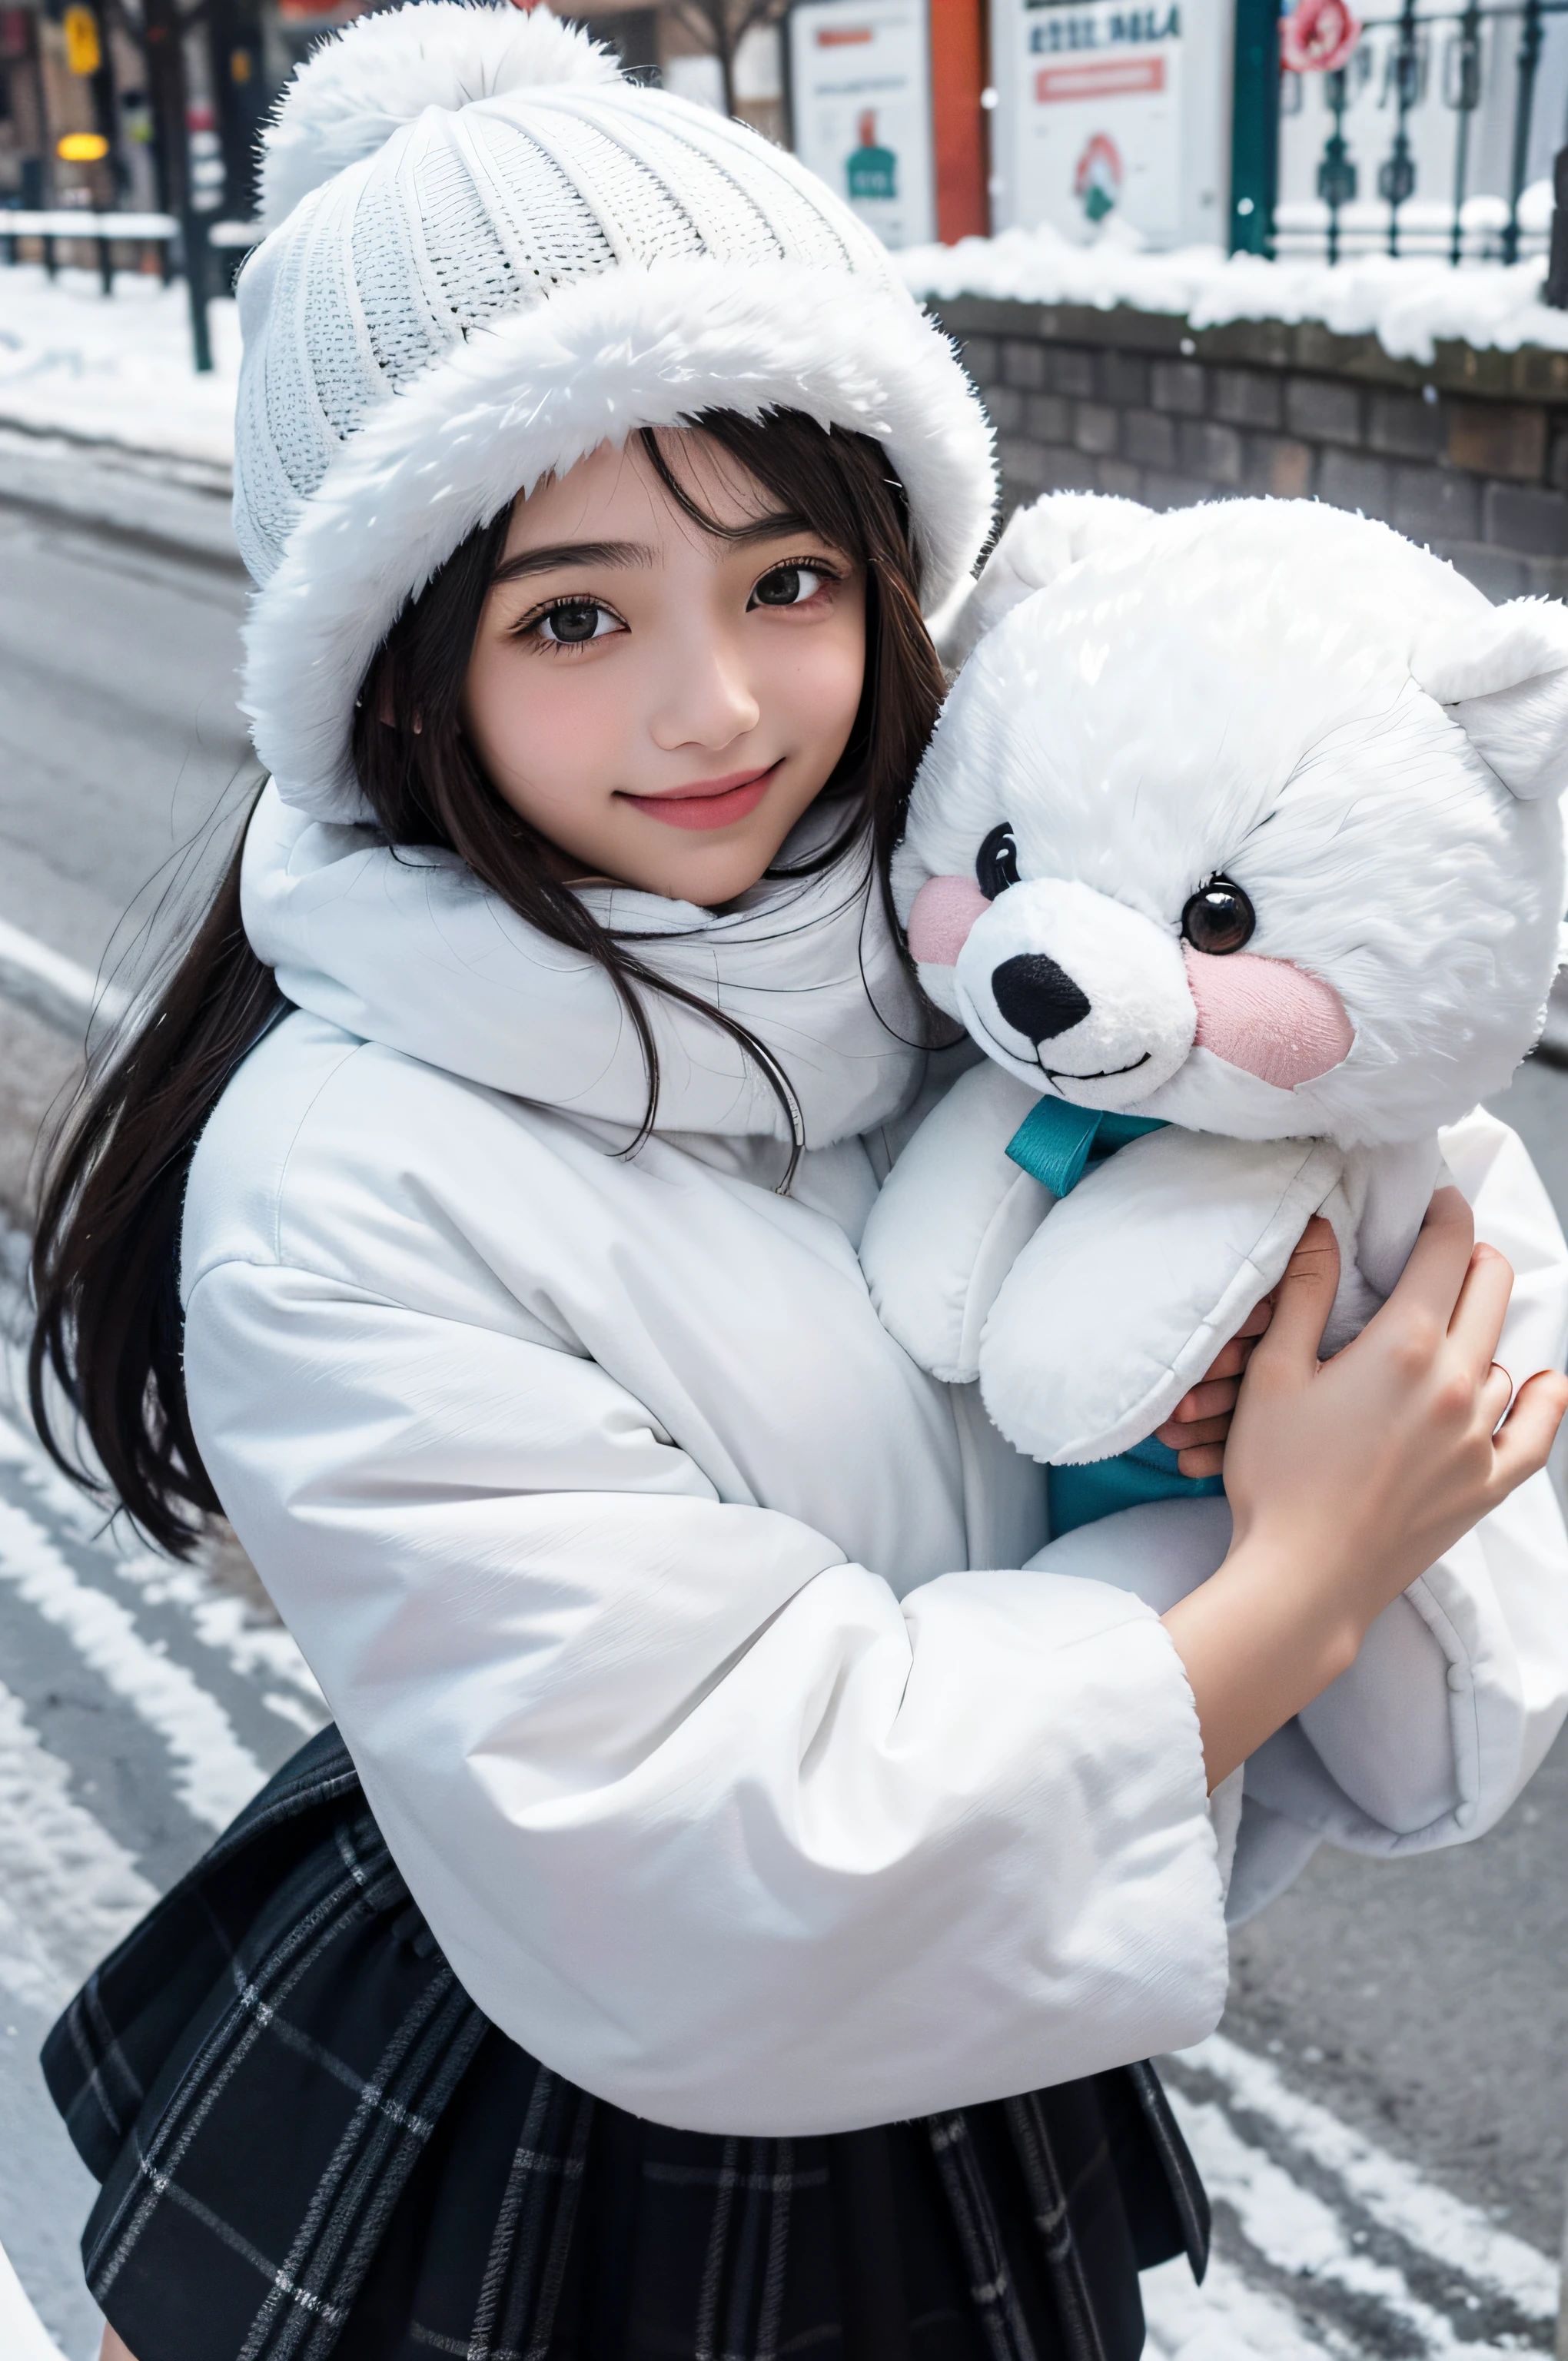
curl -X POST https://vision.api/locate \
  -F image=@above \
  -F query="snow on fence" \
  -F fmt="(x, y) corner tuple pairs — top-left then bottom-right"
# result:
(0, 213), (264, 372)
(896, 226), (1568, 364)
(911, 271), (1568, 601)
(0, 209), (179, 294)
(0, 211), (261, 274)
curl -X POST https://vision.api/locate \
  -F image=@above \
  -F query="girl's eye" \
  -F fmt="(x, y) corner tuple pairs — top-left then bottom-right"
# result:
(1181, 875), (1256, 955)
(534, 599), (620, 646)
(975, 822), (1021, 899)
(750, 563), (829, 609)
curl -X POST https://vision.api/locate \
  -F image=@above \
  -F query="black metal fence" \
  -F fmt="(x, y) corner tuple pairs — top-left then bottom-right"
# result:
(1275, 0), (1568, 263)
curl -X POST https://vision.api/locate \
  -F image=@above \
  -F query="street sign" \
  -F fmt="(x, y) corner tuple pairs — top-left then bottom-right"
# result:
(988, 0), (1232, 247)
(788, 0), (936, 247)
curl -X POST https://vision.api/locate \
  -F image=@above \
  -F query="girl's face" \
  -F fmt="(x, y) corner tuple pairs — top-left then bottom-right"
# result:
(461, 432), (868, 905)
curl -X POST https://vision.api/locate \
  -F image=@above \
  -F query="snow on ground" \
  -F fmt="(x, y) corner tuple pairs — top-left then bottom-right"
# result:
(0, 1446), (269, 1835)
(0, 2240), (66, 2361)
(0, 264), (237, 467)
(896, 221), (1568, 369)
(0, 1673), (156, 2019)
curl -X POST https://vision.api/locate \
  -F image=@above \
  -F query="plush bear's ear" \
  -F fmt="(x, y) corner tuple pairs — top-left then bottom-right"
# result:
(932, 491), (1156, 669)
(1410, 597), (1568, 800)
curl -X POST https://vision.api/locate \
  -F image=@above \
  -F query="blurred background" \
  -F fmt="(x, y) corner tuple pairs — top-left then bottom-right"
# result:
(4, 2), (1568, 2356)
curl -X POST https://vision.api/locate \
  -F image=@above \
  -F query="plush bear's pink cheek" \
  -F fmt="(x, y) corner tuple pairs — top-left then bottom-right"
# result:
(1184, 948), (1354, 1088)
(907, 875), (992, 966)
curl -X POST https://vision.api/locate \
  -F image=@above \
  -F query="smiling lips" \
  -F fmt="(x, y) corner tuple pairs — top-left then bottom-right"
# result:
(622, 763), (781, 831)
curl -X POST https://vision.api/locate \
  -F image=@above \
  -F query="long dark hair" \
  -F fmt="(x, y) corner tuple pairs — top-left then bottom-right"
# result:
(29, 408), (947, 1556)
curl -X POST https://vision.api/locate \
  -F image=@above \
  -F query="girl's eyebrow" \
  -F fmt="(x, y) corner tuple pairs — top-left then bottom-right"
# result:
(490, 514), (826, 590)
(728, 510), (814, 545)
(490, 540), (656, 586)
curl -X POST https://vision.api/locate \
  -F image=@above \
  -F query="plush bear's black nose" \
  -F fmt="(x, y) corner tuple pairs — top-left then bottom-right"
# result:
(991, 953), (1092, 1044)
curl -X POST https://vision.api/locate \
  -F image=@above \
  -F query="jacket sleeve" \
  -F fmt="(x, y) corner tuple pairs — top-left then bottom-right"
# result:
(184, 1254), (1229, 2137)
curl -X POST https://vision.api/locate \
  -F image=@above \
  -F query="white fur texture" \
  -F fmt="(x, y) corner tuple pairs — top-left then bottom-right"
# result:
(1411, 599), (1568, 798)
(935, 490), (1152, 669)
(258, 3), (618, 227)
(244, 260), (995, 819)
(896, 496), (1568, 1149)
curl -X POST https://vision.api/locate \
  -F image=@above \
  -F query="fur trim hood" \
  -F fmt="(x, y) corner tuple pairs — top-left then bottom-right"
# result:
(242, 257), (993, 819)
(233, 5), (995, 822)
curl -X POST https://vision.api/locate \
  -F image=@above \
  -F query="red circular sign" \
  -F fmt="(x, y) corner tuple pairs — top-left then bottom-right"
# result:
(1281, 0), (1362, 73)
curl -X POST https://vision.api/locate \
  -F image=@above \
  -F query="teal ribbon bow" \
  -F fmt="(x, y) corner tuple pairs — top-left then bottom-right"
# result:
(1005, 1096), (1167, 1198)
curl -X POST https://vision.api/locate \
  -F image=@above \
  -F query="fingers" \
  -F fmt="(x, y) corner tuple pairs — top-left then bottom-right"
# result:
(1249, 1216), (1340, 1379)
(1492, 1369), (1568, 1486)
(1174, 1440), (1224, 1479)
(1480, 1361), (1515, 1432)
(1445, 1244), (1513, 1382)
(1154, 1411), (1231, 1451)
(1169, 1376), (1241, 1425)
(1378, 1187), (1476, 1330)
(1154, 1302), (1278, 1466)
(1188, 1299), (1274, 1395)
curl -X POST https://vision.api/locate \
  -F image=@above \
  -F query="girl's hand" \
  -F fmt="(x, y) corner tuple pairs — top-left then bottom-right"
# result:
(1162, 1190), (1568, 1789)
(1154, 1297), (1273, 1476)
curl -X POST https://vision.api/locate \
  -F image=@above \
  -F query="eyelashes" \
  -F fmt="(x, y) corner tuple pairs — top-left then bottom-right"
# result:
(507, 554), (846, 653)
(747, 559), (842, 610)
(510, 596), (626, 652)
(534, 599), (623, 648)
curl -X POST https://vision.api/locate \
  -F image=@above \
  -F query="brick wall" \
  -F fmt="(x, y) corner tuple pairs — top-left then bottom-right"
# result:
(931, 294), (1568, 600)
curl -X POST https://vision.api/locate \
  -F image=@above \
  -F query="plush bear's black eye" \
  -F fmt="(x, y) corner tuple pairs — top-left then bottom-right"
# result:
(976, 823), (1021, 900)
(1181, 875), (1256, 956)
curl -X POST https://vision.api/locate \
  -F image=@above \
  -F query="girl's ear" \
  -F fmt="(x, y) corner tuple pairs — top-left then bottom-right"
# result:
(1410, 597), (1568, 800)
(932, 490), (1156, 670)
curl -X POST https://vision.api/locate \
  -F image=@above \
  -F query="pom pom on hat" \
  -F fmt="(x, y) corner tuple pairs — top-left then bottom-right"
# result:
(259, 0), (619, 227)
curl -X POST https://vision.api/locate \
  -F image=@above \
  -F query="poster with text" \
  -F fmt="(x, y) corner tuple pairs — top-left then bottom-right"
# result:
(989, 0), (1194, 245)
(789, 0), (936, 248)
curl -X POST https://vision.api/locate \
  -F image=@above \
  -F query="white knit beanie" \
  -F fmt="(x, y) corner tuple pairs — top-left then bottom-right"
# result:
(234, 1), (996, 822)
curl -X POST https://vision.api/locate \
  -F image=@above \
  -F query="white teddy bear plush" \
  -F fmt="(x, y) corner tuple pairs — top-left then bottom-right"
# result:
(864, 491), (1568, 1499)
(860, 492), (1568, 1887)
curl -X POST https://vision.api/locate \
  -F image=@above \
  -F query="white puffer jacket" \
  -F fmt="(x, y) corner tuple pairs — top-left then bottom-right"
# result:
(179, 785), (1568, 2137)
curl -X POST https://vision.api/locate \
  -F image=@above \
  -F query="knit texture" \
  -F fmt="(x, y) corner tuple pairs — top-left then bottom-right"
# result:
(234, 4), (995, 817)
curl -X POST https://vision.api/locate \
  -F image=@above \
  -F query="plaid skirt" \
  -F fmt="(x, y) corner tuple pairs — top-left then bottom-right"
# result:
(44, 1725), (1208, 2361)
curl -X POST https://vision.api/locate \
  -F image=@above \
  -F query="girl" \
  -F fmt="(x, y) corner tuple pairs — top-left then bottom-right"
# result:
(31, 10), (1568, 2358)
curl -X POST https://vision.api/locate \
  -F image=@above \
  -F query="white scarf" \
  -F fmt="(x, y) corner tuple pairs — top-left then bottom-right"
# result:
(241, 782), (929, 1149)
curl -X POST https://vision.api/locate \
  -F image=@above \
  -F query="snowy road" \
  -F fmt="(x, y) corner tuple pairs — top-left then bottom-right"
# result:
(0, 1299), (326, 2359)
(0, 414), (1566, 2360)
(0, 438), (252, 986)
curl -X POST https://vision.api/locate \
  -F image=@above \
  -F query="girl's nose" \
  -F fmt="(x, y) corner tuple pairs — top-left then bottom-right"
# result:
(649, 633), (761, 753)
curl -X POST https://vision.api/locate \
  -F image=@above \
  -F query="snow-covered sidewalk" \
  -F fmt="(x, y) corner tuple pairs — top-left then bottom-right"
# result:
(0, 265), (238, 470)
(895, 220), (1568, 369)
(1, 2239), (68, 2361)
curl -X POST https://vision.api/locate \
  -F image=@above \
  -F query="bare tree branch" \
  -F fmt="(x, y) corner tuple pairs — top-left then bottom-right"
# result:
(671, 0), (788, 115)
(104, 0), (148, 60)
(732, 0), (789, 45)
